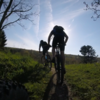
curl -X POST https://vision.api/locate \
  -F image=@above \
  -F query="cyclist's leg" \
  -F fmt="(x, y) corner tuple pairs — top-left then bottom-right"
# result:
(59, 40), (66, 73)
(45, 45), (50, 55)
(52, 47), (55, 58)
(42, 48), (47, 66)
(42, 48), (46, 62)
(43, 48), (45, 57)
(52, 37), (57, 62)
(61, 51), (65, 67)
(61, 51), (66, 74)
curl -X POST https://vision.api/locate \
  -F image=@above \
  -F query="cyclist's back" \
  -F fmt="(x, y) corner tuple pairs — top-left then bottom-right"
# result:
(40, 40), (47, 48)
(50, 26), (66, 51)
(48, 25), (69, 73)
(39, 40), (50, 56)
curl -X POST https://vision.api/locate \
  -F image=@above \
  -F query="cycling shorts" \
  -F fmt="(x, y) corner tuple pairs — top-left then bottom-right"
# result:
(52, 36), (65, 51)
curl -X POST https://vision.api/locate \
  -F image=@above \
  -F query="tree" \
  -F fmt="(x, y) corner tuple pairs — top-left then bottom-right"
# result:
(0, 0), (37, 29)
(80, 45), (97, 63)
(84, 0), (100, 21)
(0, 29), (7, 48)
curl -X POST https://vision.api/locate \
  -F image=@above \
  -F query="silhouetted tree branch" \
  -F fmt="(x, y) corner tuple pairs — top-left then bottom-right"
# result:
(0, 0), (3, 9)
(0, 0), (38, 29)
(84, 0), (100, 21)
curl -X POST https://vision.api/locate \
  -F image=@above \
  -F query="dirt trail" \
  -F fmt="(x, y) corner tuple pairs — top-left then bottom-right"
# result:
(43, 68), (72, 100)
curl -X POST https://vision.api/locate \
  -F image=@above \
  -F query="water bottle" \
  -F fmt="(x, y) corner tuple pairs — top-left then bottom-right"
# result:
(45, 55), (47, 60)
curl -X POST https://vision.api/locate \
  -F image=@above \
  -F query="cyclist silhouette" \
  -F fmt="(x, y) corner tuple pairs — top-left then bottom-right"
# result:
(48, 25), (68, 73)
(39, 40), (50, 57)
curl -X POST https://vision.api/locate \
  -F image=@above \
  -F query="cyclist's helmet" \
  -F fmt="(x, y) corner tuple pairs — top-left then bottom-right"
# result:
(53, 25), (64, 32)
(59, 26), (64, 31)
(53, 25), (59, 30)
(40, 40), (43, 43)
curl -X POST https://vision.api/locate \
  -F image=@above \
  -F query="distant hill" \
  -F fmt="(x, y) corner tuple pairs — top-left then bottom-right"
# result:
(3, 47), (100, 64)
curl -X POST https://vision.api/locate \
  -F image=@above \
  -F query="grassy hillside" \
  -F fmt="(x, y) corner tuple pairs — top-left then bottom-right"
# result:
(4, 47), (100, 64)
(65, 63), (100, 100)
(1, 47), (100, 100)
(0, 50), (52, 100)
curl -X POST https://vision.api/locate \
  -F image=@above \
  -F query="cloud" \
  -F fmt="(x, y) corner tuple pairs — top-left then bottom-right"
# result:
(69, 8), (85, 19)
(33, 0), (40, 36)
(33, 0), (53, 39)
(7, 38), (38, 50)
(68, 19), (74, 28)
(38, 0), (54, 40)
(33, 16), (40, 35)
(6, 40), (24, 48)
(52, 0), (80, 9)
(54, 7), (86, 23)
(85, 33), (94, 38)
(16, 32), (38, 50)
(6, 30), (39, 50)
(44, 0), (53, 22)
(45, 0), (52, 12)
(61, 0), (75, 4)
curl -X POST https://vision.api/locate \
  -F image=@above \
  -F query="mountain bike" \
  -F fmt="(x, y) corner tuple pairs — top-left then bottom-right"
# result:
(0, 79), (29, 100)
(41, 45), (52, 71)
(54, 43), (65, 85)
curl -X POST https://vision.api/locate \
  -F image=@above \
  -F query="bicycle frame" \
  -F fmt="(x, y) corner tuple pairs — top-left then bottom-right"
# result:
(45, 52), (48, 60)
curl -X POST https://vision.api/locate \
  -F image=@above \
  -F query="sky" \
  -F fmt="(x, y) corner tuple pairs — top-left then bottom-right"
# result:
(4, 0), (100, 57)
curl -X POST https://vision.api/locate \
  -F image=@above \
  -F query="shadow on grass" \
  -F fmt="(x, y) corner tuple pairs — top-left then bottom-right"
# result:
(43, 72), (69, 100)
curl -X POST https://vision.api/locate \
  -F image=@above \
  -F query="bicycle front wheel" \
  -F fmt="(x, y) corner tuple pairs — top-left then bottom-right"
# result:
(0, 80), (29, 100)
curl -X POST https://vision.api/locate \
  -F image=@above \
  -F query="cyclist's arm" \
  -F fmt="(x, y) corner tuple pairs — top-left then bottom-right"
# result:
(64, 32), (69, 45)
(48, 31), (53, 45)
(39, 42), (42, 52)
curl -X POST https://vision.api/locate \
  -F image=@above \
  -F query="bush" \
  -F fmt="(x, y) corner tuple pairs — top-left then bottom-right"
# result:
(0, 51), (52, 100)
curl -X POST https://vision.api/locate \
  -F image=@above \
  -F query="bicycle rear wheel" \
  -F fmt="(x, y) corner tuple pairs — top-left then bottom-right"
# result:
(56, 55), (64, 85)
(41, 56), (45, 66)
(60, 56), (64, 85)
(60, 65), (64, 85)
(0, 79), (29, 100)
(41, 55), (51, 71)
(47, 55), (52, 70)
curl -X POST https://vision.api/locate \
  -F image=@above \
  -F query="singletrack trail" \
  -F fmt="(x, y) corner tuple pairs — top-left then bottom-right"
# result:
(43, 67), (72, 100)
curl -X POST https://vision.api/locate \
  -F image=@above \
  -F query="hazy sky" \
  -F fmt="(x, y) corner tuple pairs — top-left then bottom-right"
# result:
(4, 0), (100, 57)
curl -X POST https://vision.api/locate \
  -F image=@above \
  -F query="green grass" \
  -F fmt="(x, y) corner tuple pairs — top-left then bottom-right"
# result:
(0, 51), (52, 100)
(65, 63), (100, 100)
(1, 48), (100, 100)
